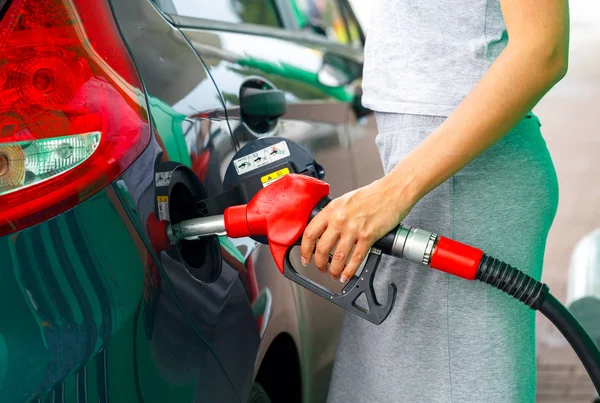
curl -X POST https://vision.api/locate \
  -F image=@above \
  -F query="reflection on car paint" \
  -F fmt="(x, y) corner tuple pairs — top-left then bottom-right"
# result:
(0, 186), (146, 402)
(110, 2), (262, 399)
(179, 29), (354, 104)
(114, 134), (259, 402)
(0, 0), (262, 398)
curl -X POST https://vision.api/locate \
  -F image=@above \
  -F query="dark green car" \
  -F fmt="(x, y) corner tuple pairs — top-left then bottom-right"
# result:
(0, 0), (383, 401)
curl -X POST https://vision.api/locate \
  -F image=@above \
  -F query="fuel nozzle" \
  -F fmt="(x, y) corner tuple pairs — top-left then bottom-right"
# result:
(165, 174), (330, 273)
(167, 215), (227, 244)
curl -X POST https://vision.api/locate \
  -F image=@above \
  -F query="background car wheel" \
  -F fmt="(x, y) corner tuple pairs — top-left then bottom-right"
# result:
(248, 381), (272, 403)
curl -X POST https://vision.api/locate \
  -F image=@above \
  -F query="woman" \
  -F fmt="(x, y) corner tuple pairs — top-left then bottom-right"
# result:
(300, 0), (569, 402)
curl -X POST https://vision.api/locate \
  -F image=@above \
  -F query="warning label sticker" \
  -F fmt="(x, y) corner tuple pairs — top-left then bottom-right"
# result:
(260, 167), (290, 187)
(233, 140), (290, 176)
(157, 200), (170, 221)
(155, 172), (172, 187)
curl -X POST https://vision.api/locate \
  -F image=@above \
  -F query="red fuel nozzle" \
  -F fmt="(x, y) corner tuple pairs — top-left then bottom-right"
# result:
(224, 174), (330, 273)
(429, 236), (483, 280)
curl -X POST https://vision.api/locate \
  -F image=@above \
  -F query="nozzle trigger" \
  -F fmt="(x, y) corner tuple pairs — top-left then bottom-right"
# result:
(283, 246), (397, 325)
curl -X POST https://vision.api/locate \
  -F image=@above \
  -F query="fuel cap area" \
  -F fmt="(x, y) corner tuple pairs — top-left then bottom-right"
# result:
(154, 161), (222, 283)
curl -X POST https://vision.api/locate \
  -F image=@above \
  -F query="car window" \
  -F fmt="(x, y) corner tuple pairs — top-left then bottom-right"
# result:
(289, 0), (351, 45)
(153, 0), (282, 27)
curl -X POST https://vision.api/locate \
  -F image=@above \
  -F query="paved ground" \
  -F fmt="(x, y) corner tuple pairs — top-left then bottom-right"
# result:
(533, 4), (600, 402)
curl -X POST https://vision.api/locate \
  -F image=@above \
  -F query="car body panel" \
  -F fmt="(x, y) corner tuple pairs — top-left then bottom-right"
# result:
(109, 0), (261, 400)
(1, 0), (260, 400)
(0, 0), (384, 402)
(1, 139), (259, 403)
(1, 185), (145, 402)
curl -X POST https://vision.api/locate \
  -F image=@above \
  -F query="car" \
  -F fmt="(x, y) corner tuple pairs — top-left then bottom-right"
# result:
(0, 0), (383, 402)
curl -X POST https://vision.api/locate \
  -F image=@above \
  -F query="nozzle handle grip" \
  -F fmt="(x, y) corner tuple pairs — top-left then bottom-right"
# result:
(283, 246), (397, 325)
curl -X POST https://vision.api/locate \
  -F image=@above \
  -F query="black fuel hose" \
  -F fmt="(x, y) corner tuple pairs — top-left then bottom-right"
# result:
(476, 254), (600, 393)
(538, 293), (600, 393)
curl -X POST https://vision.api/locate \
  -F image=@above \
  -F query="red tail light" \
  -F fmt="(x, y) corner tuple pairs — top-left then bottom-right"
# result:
(0, 0), (150, 235)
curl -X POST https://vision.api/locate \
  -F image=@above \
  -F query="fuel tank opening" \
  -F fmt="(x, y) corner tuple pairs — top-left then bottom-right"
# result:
(156, 162), (222, 283)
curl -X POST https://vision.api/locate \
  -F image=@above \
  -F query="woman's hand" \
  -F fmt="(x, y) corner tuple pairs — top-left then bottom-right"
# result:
(299, 177), (415, 283)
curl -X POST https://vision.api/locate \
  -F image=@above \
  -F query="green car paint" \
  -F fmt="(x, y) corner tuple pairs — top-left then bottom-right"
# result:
(0, 189), (148, 401)
(0, 334), (6, 394)
(0, 178), (223, 402)
(219, 236), (247, 264)
(145, 97), (246, 265)
(148, 95), (192, 168)
(111, 181), (241, 402)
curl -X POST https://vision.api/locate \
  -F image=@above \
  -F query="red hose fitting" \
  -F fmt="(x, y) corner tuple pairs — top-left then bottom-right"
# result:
(224, 205), (251, 238)
(429, 236), (484, 280)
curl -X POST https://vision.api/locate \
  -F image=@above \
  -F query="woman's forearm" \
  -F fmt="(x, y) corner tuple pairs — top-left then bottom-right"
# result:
(383, 40), (569, 207)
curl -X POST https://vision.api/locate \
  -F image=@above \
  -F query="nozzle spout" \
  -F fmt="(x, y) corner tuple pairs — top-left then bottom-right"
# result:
(167, 215), (226, 244)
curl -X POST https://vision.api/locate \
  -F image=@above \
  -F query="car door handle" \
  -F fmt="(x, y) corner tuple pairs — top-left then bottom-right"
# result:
(240, 87), (287, 124)
(251, 287), (273, 339)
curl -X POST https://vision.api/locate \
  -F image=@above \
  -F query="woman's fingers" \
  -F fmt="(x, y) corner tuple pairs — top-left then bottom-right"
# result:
(300, 214), (328, 266)
(328, 237), (356, 280)
(313, 229), (340, 273)
(298, 180), (414, 281)
(340, 240), (372, 283)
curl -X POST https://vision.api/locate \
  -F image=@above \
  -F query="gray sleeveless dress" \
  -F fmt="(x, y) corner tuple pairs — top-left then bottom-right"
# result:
(325, 1), (559, 402)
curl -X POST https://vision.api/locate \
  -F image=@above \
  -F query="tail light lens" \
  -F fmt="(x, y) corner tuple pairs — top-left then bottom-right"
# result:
(0, 0), (150, 235)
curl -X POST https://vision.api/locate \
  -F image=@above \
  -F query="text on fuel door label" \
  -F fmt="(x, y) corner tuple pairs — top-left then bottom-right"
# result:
(261, 167), (290, 187)
(233, 141), (290, 175)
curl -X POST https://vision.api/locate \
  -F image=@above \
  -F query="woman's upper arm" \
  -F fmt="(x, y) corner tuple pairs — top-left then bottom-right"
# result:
(500, 0), (570, 72)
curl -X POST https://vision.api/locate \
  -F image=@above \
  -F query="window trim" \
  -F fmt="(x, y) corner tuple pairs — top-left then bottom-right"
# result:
(169, 13), (364, 64)
(151, 0), (285, 29)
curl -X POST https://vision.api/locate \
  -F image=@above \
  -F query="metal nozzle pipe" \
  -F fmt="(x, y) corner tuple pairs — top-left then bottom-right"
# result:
(167, 215), (226, 244)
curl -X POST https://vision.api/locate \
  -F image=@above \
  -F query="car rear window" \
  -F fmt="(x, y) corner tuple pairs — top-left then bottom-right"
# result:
(153, 0), (282, 28)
